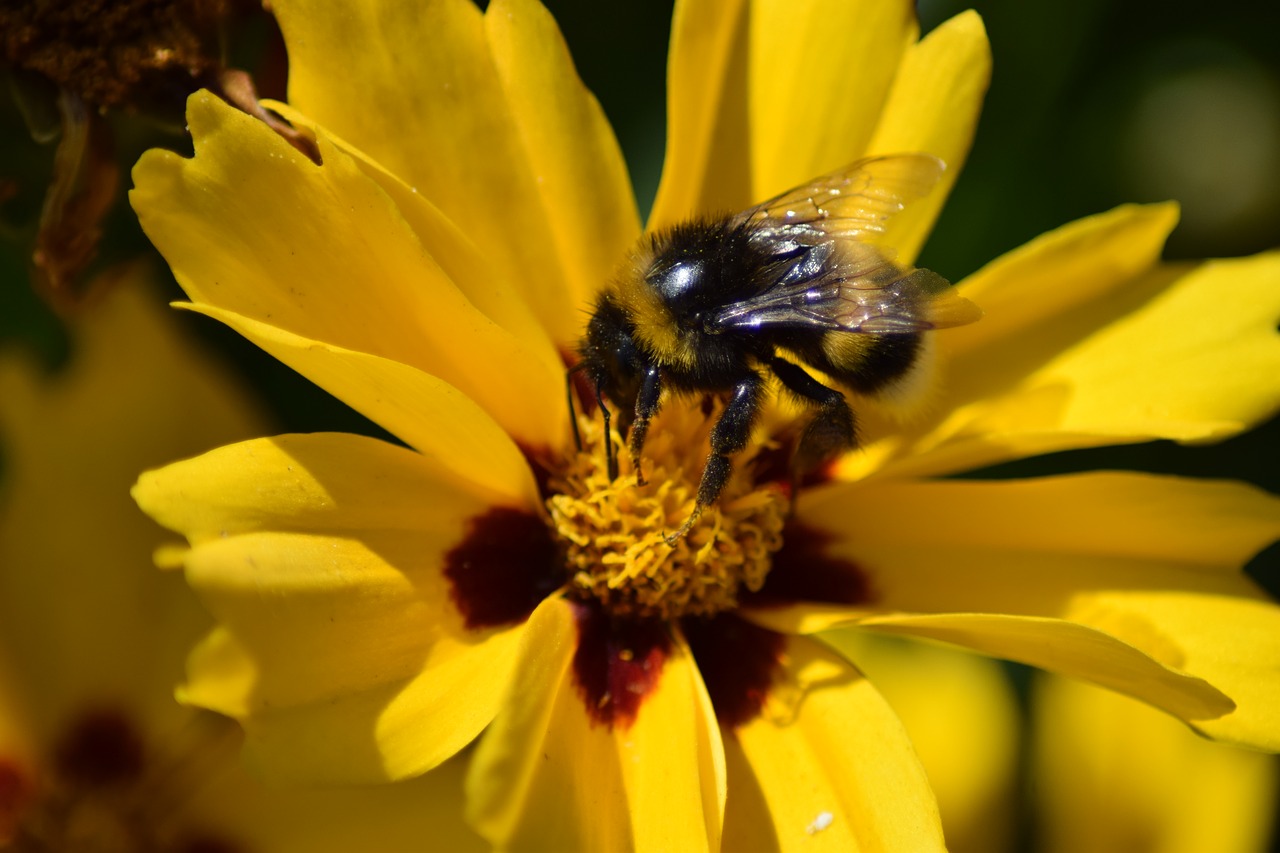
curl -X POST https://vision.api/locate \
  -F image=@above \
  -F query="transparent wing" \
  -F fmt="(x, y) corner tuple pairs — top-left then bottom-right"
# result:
(710, 240), (981, 334)
(709, 154), (977, 336)
(736, 153), (947, 247)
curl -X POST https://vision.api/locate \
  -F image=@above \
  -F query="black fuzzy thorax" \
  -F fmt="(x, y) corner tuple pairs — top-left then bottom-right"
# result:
(645, 217), (783, 321)
(643, 218), (785, 391)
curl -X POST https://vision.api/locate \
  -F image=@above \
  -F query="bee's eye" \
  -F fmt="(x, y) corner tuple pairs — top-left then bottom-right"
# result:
(650, 259), (704, 302)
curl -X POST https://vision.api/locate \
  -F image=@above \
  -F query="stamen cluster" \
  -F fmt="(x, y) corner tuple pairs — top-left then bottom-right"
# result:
(548, 403), (787, 620)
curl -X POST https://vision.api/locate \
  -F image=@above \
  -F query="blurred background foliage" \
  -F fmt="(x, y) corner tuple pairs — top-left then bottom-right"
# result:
(1, 0), (1277, 849)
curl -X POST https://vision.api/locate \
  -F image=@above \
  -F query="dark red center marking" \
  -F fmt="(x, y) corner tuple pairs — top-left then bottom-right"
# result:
(742, 519), (874, 607)
(443, 507), (564, 630)
(748, 428), (838, 499)
(0, 760), (33, 836)
(7, 710), (254, 851)
(681, 613), (785, 730)
(53, 710), (144, 789)
(571, 603), (671, 730)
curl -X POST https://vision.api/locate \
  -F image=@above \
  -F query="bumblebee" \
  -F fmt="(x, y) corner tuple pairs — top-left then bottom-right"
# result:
(574, 153), (981, 538)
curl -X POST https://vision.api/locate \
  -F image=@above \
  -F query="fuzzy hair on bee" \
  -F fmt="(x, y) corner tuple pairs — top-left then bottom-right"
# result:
(573, 153), (981, 541)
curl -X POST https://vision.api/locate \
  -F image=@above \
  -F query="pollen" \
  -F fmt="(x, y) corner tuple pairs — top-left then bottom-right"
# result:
(548, 401), (788, 621)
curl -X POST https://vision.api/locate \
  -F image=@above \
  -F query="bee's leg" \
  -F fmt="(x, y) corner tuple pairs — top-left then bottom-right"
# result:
(595, 375), (618, 481)
(769, 356), (856, 495)
(628, 366), (662, 486)
(700, 375), (765, 506)
(666, 373), (764, 544)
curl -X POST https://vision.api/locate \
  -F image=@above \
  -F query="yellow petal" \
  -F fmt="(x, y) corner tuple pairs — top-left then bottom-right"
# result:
(746, 0), (919, 201)
(136, 433), (543, 781)
(181, 627), (254, 718)
(951, 203), (1180, 356)
(1103, 592), (1280, 750)
(182, 618), (526, 784)
(651, 0), (919, 227)
(1014, 250), (1280, 440)
(856, 214), (1280, 480)
(860, 613), (1232, 725)
(486, 0), (642, 308)
(262, 100), (558, 366)
(178, 304), (540, 505)
(812, 473), (1280, 575)
(748, 474), (1278, 734)
(865, 11), (992, 264)
(846, 202), (1177, 478)
(272, 0), (636, 343)
(647, 0), (749, 228)
(467, 598), (725, 851)
(130, 92), (565, 449)
(133, 431), (532, 542)
(203, 749), (487, 853)
(721, 634), (944, 852)
(1032, 674), (1278, 853)
(823, 633), (1019, 853)
(0, 264), (264, 745)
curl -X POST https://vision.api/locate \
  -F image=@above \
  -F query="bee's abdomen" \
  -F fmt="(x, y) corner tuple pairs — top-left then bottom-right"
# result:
(777, 329), (922, 397)
(831, 332), (921, 395)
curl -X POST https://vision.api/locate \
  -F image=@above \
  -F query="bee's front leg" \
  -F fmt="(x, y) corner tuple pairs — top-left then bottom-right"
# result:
(628, 366), (662, 486)
(666, 372), (764, 544)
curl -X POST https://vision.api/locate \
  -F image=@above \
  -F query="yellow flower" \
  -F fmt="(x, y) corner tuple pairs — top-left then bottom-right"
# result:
(127, 0), (1280, 848)
(0, 265), (483, 851)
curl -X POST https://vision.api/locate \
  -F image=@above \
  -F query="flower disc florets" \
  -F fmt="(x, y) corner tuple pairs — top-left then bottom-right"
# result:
(548, 401), (788, 621)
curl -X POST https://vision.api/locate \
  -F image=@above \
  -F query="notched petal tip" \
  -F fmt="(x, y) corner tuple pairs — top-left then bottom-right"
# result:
(180, 89), (318, 169)
(216, 70), (323, 165)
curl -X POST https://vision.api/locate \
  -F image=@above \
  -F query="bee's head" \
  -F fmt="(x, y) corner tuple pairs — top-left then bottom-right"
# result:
(579, 293), (645, 415)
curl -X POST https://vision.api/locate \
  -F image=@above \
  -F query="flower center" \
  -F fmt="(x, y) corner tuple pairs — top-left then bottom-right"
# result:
(548, 400), (788, 621)
(8, 709), (244, 852)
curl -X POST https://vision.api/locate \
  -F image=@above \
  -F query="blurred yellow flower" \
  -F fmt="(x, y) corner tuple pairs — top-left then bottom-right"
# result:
(126, 0), (1280, 849)
(1033, 673), (1278, 853)
(0, 265), (483, 851)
